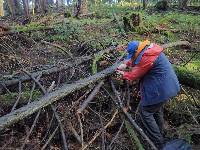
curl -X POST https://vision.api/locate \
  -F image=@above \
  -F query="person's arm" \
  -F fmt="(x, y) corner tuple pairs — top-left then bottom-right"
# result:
(123, 55), (154, 81)
(117, 59), (133, 71)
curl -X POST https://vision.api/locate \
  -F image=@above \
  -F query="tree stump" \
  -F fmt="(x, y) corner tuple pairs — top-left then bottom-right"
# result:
(123, 13), (140, 31)
(155, 0), (169, 11)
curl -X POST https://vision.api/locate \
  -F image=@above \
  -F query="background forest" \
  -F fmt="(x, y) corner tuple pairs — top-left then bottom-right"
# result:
(0, 0), (200, 150)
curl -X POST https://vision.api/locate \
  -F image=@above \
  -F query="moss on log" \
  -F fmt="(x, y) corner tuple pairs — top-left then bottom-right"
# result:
(0, 90), (41, 107)
(174, 66), (200, 90)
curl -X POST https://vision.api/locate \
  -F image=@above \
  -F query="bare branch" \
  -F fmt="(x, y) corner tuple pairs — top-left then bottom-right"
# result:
(108, 121), (124, 149)
(23, 70), (69, 150)
(110, 80), (158, 150)
(81, 110), (118, 150)
(11, 81), (22, 112)
(41, 125), (59, 150)
(69, 122), (82, 144)
(77, 81), (104, 114)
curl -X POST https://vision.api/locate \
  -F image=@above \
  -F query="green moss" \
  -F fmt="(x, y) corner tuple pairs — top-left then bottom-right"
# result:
(92, 53), (105, 74)
(125, 120), (145, 150)
(174, 62), (200, 90)
(15, 22), (47, 32)
(0, 90), (41, 107)
(176, 124), (196, 144)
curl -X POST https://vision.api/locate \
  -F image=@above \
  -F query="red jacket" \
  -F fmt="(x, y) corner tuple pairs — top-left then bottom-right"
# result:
(123, 43), (163, 80)
(122, 43), (180, 106)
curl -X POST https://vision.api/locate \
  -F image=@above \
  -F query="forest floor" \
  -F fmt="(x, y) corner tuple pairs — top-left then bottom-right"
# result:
(0, 6), (200, 150)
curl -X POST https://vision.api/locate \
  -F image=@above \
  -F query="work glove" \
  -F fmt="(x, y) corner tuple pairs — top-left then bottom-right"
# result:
(116, 70), (124, 79)
(117, 64), (127, 71)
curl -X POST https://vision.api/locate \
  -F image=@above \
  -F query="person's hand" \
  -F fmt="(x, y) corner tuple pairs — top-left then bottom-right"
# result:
(117, 64), (127, 71)
(115, 70), (124, 79)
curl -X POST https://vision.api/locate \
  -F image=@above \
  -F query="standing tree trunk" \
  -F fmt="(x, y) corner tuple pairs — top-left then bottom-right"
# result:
(74, 0), (81, 17)
(0, 0), (4, 16)
(143, 0), (147, 9)
(40, 0), (47, 13)
(80, 0), (87, 15)
(13, 0), (22, 15)
(22, 0), (30, 17)
(7, 0), (16, 16)
(178, 0), (189, 9)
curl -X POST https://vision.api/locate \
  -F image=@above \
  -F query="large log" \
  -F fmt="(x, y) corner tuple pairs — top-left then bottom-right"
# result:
(0, 41), (192, 130)
(0, 56), (92, 90)
(0, 58), (122, 131)
(0, 41), (190, 90)
(0, 46), (115, 91)
(174, 66), (200, 90)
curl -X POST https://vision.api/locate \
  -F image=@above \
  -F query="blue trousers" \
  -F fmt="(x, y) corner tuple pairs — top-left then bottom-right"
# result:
(137, 102), (165, 149)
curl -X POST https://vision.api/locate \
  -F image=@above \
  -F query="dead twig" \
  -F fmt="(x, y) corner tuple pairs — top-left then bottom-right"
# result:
(183, 52), (198, 67)
(69, 122), (82, 144)
(126, 81), (131, 109)
(21, 109), (41, 150)
(0, 83), (12, 94)
(99, 114), (106, 150)
(41, 113), (55, 142)
(108, 121), (124, 149)
(41, 125), (59, 150)
(51, 105), (68, 150)
(23, 70), (69, 150)
(77, 113), (84, 147)
(110, 80), (158, 150)
(21, 78), (55, 150)
(27, 75), (42, 104)
(41, 40), (73, 59)
(186, 106), (199, 125)
(81, 110), (119, 150)
(11, 81), (22, 112)
(181, 85), (200, 108)
(71, 89), (93, 110)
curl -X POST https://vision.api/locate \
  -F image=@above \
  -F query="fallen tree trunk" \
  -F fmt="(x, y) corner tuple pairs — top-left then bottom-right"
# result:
(0, 41), (190, 90)
(174, 66), (200, 90)
(0, 56), (92, 91)
(0, 58), (122, 131)
(0, 46), (115, 93)
(162, 41), (191, 49)
(0, 27), (54, 37)
(0, 41), (192, 130)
